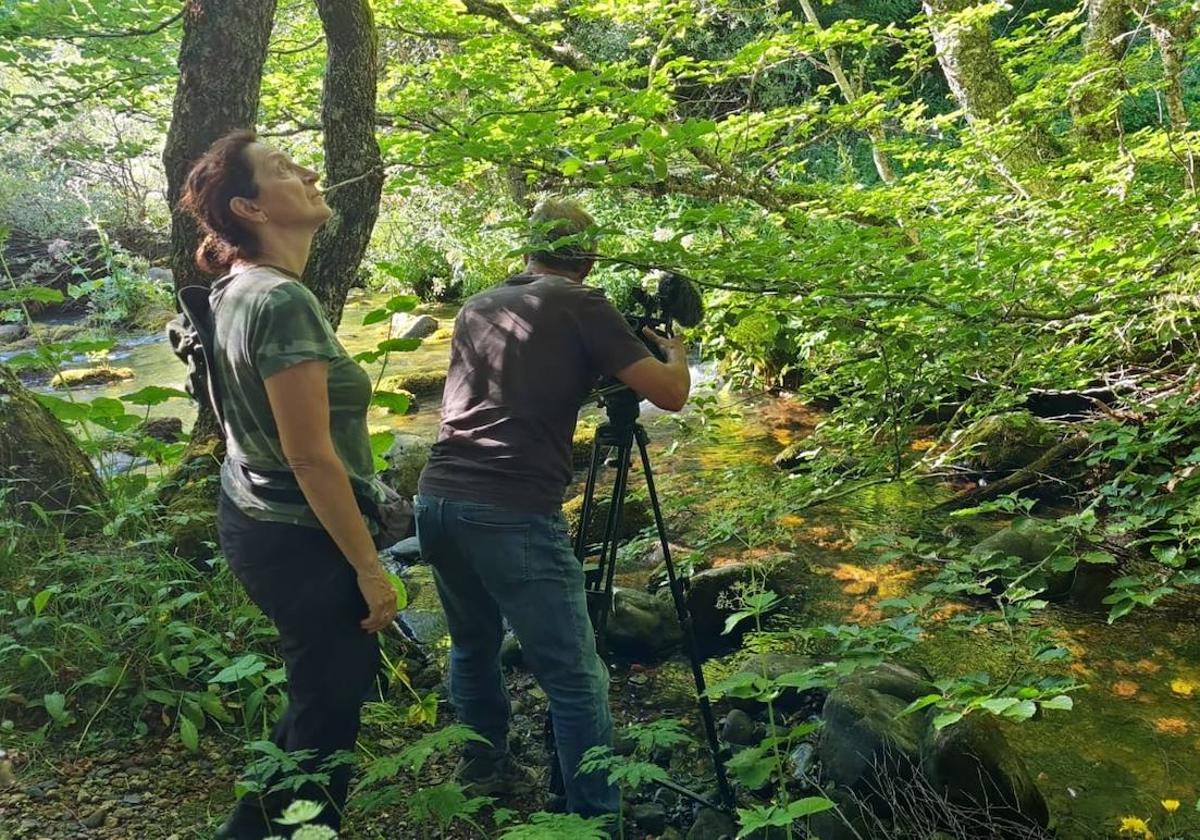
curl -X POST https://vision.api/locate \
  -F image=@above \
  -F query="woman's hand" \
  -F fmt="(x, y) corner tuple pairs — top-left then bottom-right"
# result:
(357, 566), (398, 632)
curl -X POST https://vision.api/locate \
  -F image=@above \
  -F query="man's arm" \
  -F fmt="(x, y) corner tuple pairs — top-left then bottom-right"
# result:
(614, 327), (691, 411)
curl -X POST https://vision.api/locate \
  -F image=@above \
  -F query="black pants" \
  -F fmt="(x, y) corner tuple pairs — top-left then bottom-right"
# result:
(217, 492), (380, 835)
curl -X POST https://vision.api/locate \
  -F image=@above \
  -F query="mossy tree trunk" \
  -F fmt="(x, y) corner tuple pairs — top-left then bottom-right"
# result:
(304, 0), (386, 329)
(159, 0), (276, 561)
(0, 365), (105, 532)
(922, 0), (1060, 179)
(1072, 0), (1130, 141)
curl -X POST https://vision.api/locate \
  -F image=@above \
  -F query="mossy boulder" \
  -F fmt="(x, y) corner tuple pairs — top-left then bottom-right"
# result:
(380, 368), (447, 400)
(812, 663), (1049, 840)
(429, 327), (455, 342)
(605, 587), (683, 661)
(390, 313), (440, 340)
(956, 411), (1059, 473)
(0, 323), (29, 345)
(50, 366), (134, 389)
(970, 518), (1116, 606)
(572, 421), (599, 469)
(562, 492), (653, 544)
(136, 416), (184, 443)
(380, 433), (431, 499)
(0, 364), (105, 533)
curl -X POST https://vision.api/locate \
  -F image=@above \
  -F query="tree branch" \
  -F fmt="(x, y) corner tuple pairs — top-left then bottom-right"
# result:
(30, 9), (184, 41)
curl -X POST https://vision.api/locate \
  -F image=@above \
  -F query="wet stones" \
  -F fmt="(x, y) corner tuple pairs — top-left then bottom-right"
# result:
(812, 663), (1050, 840)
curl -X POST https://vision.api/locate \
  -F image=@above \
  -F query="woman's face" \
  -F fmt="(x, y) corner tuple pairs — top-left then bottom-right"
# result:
(238, 142), (332, 231)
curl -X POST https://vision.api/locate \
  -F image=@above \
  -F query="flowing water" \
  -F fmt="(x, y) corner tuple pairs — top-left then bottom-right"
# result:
(30, 291), (1200, 839)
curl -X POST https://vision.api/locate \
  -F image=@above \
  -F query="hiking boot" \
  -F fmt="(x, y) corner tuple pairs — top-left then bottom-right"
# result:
(454, 754), (540, 797)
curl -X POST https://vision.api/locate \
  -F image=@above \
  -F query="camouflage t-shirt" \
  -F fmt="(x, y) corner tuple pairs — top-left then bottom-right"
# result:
(211, 266), (378, 529)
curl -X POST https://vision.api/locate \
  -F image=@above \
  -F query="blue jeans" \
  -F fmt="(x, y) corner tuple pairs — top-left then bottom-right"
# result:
(414, 494), (618, 817)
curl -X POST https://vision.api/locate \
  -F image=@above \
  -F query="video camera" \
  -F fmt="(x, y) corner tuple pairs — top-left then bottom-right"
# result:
(622, 270), (705, 358)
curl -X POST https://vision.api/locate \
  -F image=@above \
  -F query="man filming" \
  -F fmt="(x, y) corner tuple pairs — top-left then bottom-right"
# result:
(414, 198), (691, 824)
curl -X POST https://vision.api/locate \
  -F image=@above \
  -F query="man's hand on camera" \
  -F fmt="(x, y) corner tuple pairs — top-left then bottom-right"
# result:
(641, 326), (686, 362)
(357, 566), (398, 632)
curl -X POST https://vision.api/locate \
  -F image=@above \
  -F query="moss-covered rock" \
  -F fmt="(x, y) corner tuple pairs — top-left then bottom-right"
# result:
(0, 364), (105, 533)
(136, 416), (184, 443)
(813, 663), (1049, 840)
(50, 366), (134, 389)
(380, 368), (447, 400)
(562, 492), (654, 545)
(429, 327), (454, 342)
(572, 421), (599, 469)
(381, 433), (431, 499)
(956, 411), (1060, 473)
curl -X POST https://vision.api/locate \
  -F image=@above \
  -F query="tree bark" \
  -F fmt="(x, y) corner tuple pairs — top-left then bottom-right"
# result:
(304, 0), (386, 329)
(159, 0), (275, 561)
(795, 0), (896, 184)
(1072, 0), (1130, 140)
(162, 0), (278, 295)
(0, 365), (105, 533)
(922, 0), (1060, 174)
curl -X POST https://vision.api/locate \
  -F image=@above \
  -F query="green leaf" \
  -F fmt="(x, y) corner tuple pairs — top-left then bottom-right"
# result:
(121, 385), (190, 406)
(385, 295), (419, 314)
(32, 588), (52, 618)
(362, 308), (391, 326)
(33, 394), (91, 423)
(275, 799), (325, 826)
(899, 693), (942, 717)
(726, 745), (773, 789)
(1039, 694), (1074, 711)
(1003, 699), (1038, 721)
(210, 654), (266, 684)
(372, 390), (412, 414)
(388, 573), (409, 611)
(377, 337), (422, 353)
(179, 716), (199, 752)
(932, 711), (963, 730)
(43, 692), (69, 725)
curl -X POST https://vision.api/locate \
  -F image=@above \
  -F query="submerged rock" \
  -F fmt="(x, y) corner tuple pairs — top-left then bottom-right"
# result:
(380, 368), (447, 400)
(50, 366), (134, 389)
(812, 663), (1049, 840)
(970, 518), (1117, 606)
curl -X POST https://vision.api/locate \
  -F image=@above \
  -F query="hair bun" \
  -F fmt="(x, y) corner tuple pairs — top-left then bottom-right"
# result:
(195, 232), (234, 275)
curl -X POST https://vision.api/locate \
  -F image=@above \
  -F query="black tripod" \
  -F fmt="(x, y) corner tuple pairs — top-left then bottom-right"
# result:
(546, 383), (735, 812)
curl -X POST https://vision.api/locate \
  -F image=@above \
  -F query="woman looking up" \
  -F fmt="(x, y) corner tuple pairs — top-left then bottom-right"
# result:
(178, 130), (396, 838)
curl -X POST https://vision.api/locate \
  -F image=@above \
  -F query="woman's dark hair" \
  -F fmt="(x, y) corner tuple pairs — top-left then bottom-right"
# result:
(178, 130), (261, 274)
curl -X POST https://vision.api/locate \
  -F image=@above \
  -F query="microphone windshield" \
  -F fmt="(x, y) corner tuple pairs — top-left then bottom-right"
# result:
(657, 273), (704, 327)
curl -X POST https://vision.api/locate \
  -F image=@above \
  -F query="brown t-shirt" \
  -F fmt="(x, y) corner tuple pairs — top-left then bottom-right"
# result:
(418, 273), (652, 513)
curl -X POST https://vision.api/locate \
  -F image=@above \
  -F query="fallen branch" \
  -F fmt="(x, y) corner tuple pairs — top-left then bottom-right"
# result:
(937, 435), (1091, 511)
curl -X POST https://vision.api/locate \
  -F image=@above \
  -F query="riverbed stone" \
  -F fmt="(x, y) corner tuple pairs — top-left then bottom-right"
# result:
(0, 323), (29, 344)
(687, 807), (737, 840)
(380, 433), (431, 499)
(136, 416), (184, 443)
(380, 368), (447, 400)
(391, 313), (440, 340)
(685, 563), (773, 644)
(562, 492), (653, 545)
(50, 366), (134, 389)
(605, 587), (682, 661)
(812, 662), (1049, 840)
(720, 709), (758, 747)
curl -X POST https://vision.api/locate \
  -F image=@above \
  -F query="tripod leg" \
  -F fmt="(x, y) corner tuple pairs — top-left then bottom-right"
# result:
(592, 438), (634, 651)
(574, 430), (607, 565)
(635, 428), (736, 810)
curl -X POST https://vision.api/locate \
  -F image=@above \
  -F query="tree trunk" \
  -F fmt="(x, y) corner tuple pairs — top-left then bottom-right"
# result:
(162, 0), (278, 294)
(795, 0), (896, 185)
(159, 0), (275, 562)
(1149, 20), (1191, 131)
(0, 365), (105, 533)
(304, 0), (386, 329)
(1072, 0), (1130, 140)
(923, 0), (1060, 175)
